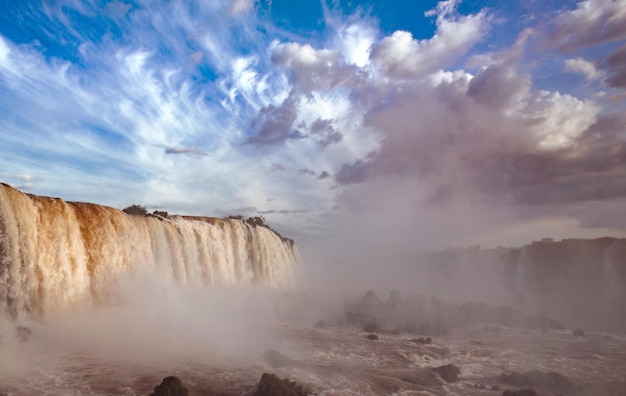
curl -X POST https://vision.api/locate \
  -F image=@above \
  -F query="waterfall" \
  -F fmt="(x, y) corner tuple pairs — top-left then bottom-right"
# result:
(416, 238), (626, 332)
(0, 183), (300, 320)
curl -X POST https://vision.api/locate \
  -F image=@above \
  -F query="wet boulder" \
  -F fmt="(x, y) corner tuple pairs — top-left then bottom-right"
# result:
(151, 376), (188, 396)
(432, 364), (460, 383)
(252, 373), (309, 396)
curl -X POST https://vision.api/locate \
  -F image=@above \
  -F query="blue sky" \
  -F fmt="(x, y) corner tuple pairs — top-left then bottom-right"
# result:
(1, 0), (626, 257)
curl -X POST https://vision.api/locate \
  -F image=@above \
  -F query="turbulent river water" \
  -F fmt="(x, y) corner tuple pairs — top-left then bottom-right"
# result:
(1, 315), (625, 395)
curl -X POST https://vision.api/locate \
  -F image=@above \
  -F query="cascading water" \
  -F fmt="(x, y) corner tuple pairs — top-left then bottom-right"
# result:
(416, 238), (626, 332)
(0, 183), (300, 320)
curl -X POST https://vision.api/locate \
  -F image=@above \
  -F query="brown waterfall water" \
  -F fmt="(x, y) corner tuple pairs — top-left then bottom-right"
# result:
(0, 183), (300, 320)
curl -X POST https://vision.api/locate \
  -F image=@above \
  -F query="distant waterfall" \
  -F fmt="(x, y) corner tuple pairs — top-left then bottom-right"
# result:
(417, 238), (626, 332)
(0, 183), (300, 319)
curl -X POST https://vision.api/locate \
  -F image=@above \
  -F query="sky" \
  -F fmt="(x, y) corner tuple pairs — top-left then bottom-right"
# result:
(1, 0), (626, 260)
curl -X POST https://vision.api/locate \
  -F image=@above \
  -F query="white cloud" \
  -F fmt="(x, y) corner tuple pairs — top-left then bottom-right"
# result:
(337, 24), (375, 68)
(370, 2), (489, 79)
(523, 90), (599, 150)
(564, 57), (603, 80)
(0, 36), (9, 68)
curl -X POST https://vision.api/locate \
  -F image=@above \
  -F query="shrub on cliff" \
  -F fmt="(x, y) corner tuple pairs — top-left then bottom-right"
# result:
(246, 216), (268, 227)
(122, 204), (147, 216)
(152, 210), (169, 218)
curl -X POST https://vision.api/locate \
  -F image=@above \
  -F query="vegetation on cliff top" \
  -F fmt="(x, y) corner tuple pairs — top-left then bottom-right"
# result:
(122, 205), (294, 246)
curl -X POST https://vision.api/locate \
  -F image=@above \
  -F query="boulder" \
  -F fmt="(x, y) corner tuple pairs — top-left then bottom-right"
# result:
(366, 334), (379, 340)
(432, 364), (460, 382)
(151, 376), (188, 396)
(252, 373), (309, 396)
(573, 328), (585, 336)
(314, 320), (326, 329)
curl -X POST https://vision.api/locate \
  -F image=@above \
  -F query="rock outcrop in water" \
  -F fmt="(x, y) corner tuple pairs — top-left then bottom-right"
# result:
(251, 373), (309, 396)
(0, 183), (300, 320)
(432, 364), (460, 383)
(151, 376), (189, 396)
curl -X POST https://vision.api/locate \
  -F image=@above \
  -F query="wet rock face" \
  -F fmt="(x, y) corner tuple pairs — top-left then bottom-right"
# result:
(432, 364), (461, 383)
(151, 376), (188, 396)
(252, 373), (309, 396)
(499, 370), (575, 393)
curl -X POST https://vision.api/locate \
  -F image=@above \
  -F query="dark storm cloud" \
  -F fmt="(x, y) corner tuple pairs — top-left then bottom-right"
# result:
(605, 43), (626, 88)
(333, 61), (622, 214)
(247, 93), (301, 146)
(307, 118), (343, 148)
(335, 159), (372, 185)
(467, 64), (529, 109)
(309, 118), (333, 134)
(319, 131), (343, 148)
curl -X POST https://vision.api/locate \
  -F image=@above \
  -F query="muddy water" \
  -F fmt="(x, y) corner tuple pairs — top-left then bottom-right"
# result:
(1, 323), (625, 395)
